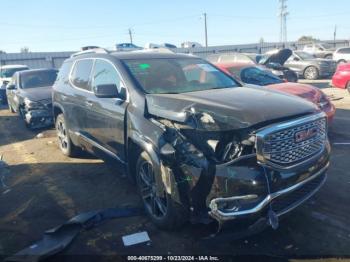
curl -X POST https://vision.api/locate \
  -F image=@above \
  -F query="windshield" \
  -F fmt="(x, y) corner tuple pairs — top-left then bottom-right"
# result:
(0, 67), (28, 78)
(238, 66), (283, 86)
(123, 58), (239, 94)
(20, 70), (57, 89)
(295, 51), (315, 60)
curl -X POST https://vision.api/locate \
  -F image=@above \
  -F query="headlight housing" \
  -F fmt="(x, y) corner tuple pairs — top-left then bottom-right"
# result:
(317, 92), (330, 109)
(24, 97), (46, 110)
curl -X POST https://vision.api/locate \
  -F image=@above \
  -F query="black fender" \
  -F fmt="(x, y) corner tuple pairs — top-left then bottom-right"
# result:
(127, 130), (185, 205)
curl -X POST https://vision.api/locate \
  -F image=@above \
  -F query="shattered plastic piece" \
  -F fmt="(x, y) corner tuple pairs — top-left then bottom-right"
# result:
(36, 133), (44, 139)
(5, 207), (144, 262)
(122, 231), (150, 246)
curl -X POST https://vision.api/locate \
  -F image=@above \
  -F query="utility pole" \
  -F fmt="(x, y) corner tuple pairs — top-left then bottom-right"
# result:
(128, 28), (133, 44)
(278, 0), (289, 46)
(203, 13), (208, 48)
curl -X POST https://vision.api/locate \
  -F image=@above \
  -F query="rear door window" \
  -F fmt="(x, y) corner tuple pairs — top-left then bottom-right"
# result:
(70, 59), (93, 91)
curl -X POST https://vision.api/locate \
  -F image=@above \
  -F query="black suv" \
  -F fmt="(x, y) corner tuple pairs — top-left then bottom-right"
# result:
(52, 49), (330, 231)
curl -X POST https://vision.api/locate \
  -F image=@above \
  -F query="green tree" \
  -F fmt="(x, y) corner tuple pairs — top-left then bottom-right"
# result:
(297, 36), (319, 43)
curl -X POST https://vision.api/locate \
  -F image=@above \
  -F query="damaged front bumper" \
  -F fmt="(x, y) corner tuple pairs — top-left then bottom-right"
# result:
(23, 109), (53, 129)
(209, 158), (328, 222)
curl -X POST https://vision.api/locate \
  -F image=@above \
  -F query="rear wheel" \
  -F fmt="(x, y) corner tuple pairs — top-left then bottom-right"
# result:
(55, 114), (80, 157)
(304, 66), (319, 80)
(136, 151), (188, 230)
(338, 59), (346, 64)
(324, 54), (333, 60)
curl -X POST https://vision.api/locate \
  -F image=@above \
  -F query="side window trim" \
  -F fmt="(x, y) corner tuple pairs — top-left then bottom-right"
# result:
(69, 58), (94, 93)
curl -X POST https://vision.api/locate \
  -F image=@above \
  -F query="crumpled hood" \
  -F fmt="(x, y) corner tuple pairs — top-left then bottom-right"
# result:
(266, 82), (321, 104)
(146, 86), (319, 130)
(21, 86), (52, 102)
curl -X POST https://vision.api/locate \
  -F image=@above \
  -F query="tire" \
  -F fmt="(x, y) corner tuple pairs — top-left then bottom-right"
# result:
(55, 113), (80, 157)
(347, 81), (350, 94)
(324, 54), (333, 60)
(8, 103), (15, 113)
(136, 151), (188, 230)
(303, 66), (319, 80)
(284, 71), (298, 82)
(338, 59), (346, 64)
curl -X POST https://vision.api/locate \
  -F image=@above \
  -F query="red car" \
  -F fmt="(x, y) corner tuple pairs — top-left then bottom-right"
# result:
(215, 62), (336, 123)
(332, 63), (350, 93)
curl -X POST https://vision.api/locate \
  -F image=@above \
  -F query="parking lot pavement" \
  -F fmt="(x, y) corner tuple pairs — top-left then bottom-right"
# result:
(0, 82), (350, 260)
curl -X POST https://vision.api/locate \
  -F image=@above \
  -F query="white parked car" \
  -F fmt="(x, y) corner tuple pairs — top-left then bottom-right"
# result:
(0, 65), (29, 86)
(181, 41), (203, 48)
(333, 47), (350, 64)
(302, 43), (334, 59)
(0, 64), (29, 104)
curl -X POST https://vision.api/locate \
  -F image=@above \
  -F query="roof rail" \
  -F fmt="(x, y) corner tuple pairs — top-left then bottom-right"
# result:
(70, 48), (110, 58)
(132, 47), (175, 54)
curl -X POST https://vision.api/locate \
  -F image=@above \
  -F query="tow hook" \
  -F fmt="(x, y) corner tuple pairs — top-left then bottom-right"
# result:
(268, 209), (279, 230)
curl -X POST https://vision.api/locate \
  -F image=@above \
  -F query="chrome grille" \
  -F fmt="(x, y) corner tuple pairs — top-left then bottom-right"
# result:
(256, 113), (327, 167)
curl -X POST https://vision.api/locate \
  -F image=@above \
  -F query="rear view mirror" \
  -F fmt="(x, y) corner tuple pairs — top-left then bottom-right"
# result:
(94, 84), (119, 98)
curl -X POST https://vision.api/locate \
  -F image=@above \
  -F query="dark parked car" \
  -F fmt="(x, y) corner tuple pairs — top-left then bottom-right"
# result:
(115, 43), (142, 52)
(6, 68), (57, 129)
(208, 52), (298, 82)
(284, 50), (337, 80)
(53, 49), (330, 232)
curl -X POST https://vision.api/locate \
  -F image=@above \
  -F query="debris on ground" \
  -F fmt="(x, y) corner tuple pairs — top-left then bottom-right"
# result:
(36, 133), (44, 139)
(122, 231), (151, 246)
(5, 207), (144, 262)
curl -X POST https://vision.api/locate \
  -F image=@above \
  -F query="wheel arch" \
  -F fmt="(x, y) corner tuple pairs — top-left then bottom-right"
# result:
(53, 102), (65, 123)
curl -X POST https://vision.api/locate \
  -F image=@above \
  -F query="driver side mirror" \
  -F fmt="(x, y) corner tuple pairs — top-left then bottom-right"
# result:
(94, 84), (119, 98)
(293, 57), (300, 61)
(6, 84), (16, 90)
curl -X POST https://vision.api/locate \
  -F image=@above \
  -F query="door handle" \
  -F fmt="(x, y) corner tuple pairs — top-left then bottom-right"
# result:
(85, 100), (93, 107)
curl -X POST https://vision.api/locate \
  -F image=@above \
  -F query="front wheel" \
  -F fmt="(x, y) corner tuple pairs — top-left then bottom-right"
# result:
(8, 103), (15, 113)
(136, 151), (188, 230)
(304, 66), (319, 80)
(346, 81), (350, 94)
(55, 114), (80, 157)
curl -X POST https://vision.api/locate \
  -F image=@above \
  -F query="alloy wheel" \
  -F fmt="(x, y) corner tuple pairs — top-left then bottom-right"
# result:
(56, 119), (69, 151)
(138, 160), (168, 219)
(304, 67), (318, 80)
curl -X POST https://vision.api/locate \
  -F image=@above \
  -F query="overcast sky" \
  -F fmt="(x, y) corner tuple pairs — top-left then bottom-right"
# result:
(0, 0), (349, 52)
